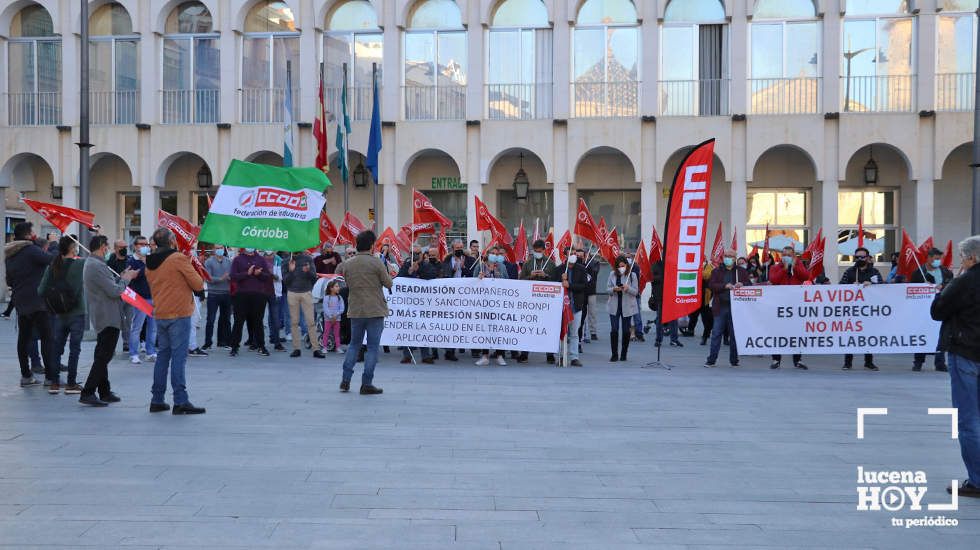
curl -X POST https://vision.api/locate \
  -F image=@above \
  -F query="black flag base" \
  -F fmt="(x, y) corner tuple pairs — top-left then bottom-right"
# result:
(641, 321), (673, 371)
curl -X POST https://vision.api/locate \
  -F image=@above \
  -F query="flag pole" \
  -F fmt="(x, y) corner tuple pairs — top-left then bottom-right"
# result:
(371, 63), (379, 230)
(342, 62), (350, 214)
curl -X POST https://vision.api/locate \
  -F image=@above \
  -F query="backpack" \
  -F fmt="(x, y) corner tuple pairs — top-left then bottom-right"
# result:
(44, 263), (78, 314)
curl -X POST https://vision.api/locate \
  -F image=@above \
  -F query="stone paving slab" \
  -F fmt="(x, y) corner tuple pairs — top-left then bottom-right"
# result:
(0, 318), (978, 548)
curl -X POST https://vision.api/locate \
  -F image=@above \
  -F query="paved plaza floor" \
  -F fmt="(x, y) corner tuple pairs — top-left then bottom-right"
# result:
(1, 316), (978, 549)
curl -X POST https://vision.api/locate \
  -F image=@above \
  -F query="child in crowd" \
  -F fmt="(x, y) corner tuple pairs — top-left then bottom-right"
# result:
(321, 280), (345, 353)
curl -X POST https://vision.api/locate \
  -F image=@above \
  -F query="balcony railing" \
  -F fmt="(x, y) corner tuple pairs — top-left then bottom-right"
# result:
(572, 81), (638, 118)
(659, 79), (730, 116)
(486, 83), (553, 120)
(90, 90), (139, 125)
(936, 72), (975, 112)
(240, 88), (301, 124)
(325, 85), (374, 121)
(841, 75), (915, 113)
(6, 92), (61, 126)
(403, 85), (465, 121)
(748, 77), (821, 115)
(160, 89), (220, 124)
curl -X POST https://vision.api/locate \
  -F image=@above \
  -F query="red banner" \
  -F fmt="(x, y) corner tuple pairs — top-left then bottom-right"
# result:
(121, 287), (153, 316)
(189, 253), (212, 283)
(649, 226), (663, 263)
(709, 221), (724, 268)
(400, 221), (436, 235)
(802, 228), (823, 260)
(917, 236), (934, 264)
(543, 230), (554, 259)
(23, 199), (96, 233)
(898, 229), (920, 280)
(573, 198), (600, 244)
(337, 212), (367, 246)
(807, 236), (826, 281)
(514, 220), (528, 264)
(474, 196), (511, 244)
(634, 241), (651, 292)
(554, 230), (572, 263)
(600, 227), (621, 266)
(661, 139), (715, 324)
(943, 239), (954, 269)
(435, 229), (448, 260)
(319, 211), (338, 245)
(730, 226), (738, 255)
(413, 189), (453, 228)
(157, 210), (200, 254)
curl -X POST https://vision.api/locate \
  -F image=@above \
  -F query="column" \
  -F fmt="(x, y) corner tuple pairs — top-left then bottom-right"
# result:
(730, 122), (747, 245)
(0, 41), (8, 126)
(917, 5), (937, 111)
(822, 0), (842, 113)
(218, 0), (237, 124)
(381, 125), (398, 228)
(916, 116), (936, 243)
(297, 0), (318, 125)
(466, 124), (481, 243)
(640, 119), (657, 243)
(61, 15), (79, 126)
(552, 2), (570, 120)
(138, 6), (156, 124)
(381, 2), (399, 120)
(138, 129), (156, 237)
(729, 5), (748, 115)
(465, 1), (483, 120)
(822, 117), (840, 280)
(639, 0), (658, 116)
(552, 122), (569, 234)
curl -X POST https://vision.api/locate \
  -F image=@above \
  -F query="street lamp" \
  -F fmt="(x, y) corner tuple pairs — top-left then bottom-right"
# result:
(353, 161), (368, 188)
(843, 45), (873, 112)
(196, 165), (212, 189)
(863, 146), (878, 186)
(513, 152), (529, 201)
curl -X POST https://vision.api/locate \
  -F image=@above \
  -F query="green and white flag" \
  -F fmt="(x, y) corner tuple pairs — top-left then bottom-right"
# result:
(199, 160), (331, 251)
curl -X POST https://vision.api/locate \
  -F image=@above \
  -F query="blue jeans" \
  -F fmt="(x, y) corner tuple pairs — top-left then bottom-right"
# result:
(53, 314), (85, 385)
(342, 317), (384, 386)
(950, 353), (980, 486)
(130, 299), (157, 357)
(633, 296), (643, 331)
(205, 293), (231, 348)
(706, 305), (739, 365)
(152, 317), (191, 405)
(608, 314), (630, 335)
(266, 295), (282, 345)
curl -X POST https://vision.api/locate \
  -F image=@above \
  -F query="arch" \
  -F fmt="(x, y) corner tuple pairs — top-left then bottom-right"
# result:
(7, 2), (54, 37)
(664, 0), (725, 22)
(750, 144), (818, 183)
(245, 150), (284, 166)
(843, 0), (908, 16)
(753, 0), (815, 18)
(573, 146), (636, 184)
(490, 0), (549, 27)
(661, 146), (727, 184)
(90, 152), (133, 180)
(0, 152), (55, 193)
(485, 147), (550, 184)
(156, 151), (210, 189)
(842, 142), (911, 184)
(89, 1), (133, 35)
(576, 0), (637, 25)
(940, 1), (979, 12)
(940, 142), (972, 180)
(400, 148), (462, 187)
(159, 0), (217, 34)
(240, 0), (296, 33)
(0, 1), (59, 37)
(324, 0), (379, 30)
(405, 0), (463, 29)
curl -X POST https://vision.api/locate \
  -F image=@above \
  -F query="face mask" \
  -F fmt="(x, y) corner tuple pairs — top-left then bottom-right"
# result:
(568, 255), (578, 264)
(244, 248), (255, 254)
(617, 266), (627, 274)
(215, 249), (225, 257)
(737, 261), (746, 268)
(104, 251), (113, 261)
(454, 249), (464, 258)
(782, 256), (793, 265)
(139, 246), (150, 256)
(532, 251), (543, 260)
(492, 254), (504, 264)
(723, 258), (734, 267)
(855, 258), (867, 267)
(931, 259), (941, 268)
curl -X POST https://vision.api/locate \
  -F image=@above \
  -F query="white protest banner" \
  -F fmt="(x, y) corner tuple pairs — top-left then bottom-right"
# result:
(730, 283), (941, 355)
(381, 278), (564, 353)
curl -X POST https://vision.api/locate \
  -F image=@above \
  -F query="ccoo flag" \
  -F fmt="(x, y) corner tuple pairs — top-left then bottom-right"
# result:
(660, 139), (715, 324)
(198, 160), (330, 252)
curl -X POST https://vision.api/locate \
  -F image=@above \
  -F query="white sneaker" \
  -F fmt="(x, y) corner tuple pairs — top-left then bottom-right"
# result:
(475, 357), (490, 366)
(495, 356), (507, 366)
(129, 356), (141, 365)
(145, 354), (157, 361)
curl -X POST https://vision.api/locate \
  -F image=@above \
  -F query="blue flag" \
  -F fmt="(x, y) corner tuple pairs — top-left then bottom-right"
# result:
(366, 70), (382, 184)
(335, 123), (348, 183)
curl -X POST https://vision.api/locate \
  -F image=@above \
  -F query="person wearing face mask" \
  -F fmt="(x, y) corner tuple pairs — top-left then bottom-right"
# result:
(475, 246), (512, 366)
(560, 248), (589, 367)
(5, 222), (56, 388)
(704, 249), (751, 368)
(229, 247), (272, 357)
(126, 236), (158, 366)
(440, 239), (476, 361)
(929, 236), (980, 498)
(398, 246), (440, 364)
(517, 239), (558, 364)
(203, 245), (232, 350)
(314, 242), (343, 275)
(840, 246), (884, 371)
(911, 247), (954, 372)
(767, 246), (810, 370)
(582, 250), (600, 343)
(607, 256), (639, 362)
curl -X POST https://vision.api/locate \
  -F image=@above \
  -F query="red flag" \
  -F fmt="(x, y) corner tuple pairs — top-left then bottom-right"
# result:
(374, 227), (404, 263)
(600, 227), (621, 265)
(634, 241), (651, 292)
(559, 289), (573, 340)
(23, 199), (96, 233)
(313, 71), (329, 174)
(121, 287), (153, 316)
(596, 217), (608, 242)
(206, 193), (213, 208)
(801, 228), (823, 260)
(400, 221), (436, 235)
(394, 227), (413, 257)
(514, 220), (528, 263)
(856, 206), (864, 248)
(942, 239), (954, 269)
(649, 226), (663, 263)
(709, 221), (724, 268)
(318, 211), (338, 244)
(543, 230), (554, 259)
(474, 195), (511, 244)
(661, 139), (715, 324)
(413, 189), (453, 228)
(917, 236), (935, 264)
(337, 212), (367, 246)
(435, 229), (448, 260)
(748, 244), (759, 260)
(807, 236), (826, 281)
(573, 198), (600, 244)
(730, 226), (738, 255)
(189, 252), (212, 283)
(489, 233), (518, 264)
(554, 230), (572, 263)
(898, 229), (920, 280)
(157, 210), (200, 254)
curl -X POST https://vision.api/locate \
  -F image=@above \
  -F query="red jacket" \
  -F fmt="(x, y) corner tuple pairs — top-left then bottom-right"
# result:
(769, 259), (809, 285)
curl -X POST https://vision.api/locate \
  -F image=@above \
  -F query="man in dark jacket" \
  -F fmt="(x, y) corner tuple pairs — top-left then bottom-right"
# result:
(517, 239), (558, 364)
(398, 246), (440, 364)
(651, 260), (681, 347)
(441, 239), (476, 279)
(5, 222), (55, 387)
(930, 235), (980, 498)
(283, 251), (325, 359)
(840, 246), (884, 370)
(704, 249), (751, 368)
(912, 247), (955, 371)
(561, 248), (589, 367)
(582, 256), (600, 342)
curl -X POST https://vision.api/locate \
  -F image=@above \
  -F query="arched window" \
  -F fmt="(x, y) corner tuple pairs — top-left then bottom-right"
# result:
(324, 0), (382, 121)
(7, 4), (61, 126)
(841, 0), (914, 112)
(936, 1), (978, 111)
(487, 0), (552, 119)
(403, 0), (467, 120)
(89, 2), (139, 124)
(749, 1), (820, 114)
(572, 0), (639, 117)
(162, 2), (219, 124)
(660, 0), (727, 116)
(242, 1), (300, 123)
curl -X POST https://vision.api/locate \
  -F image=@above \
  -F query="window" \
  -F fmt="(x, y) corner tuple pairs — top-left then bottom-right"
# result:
(497, 190), (553, 237)
(841, 2), (914, 112)
(572, 0), (639, 117)
(487, 0), (552, 119)
(89, 2), (139, 124)
(403, 0), (467, 120)
(936, 1), (978, 111)
(577, 190), (641, 251)
(749, 1), (819, 114)
(660, 0), (728, 116)
(242, 1), (300, 123)
(745, 191), (810, 255)
(837, 190), (898, 261)
(162, 2), (219, 124)
(7, 5), (61, 126)
(324, 0), (382, 121)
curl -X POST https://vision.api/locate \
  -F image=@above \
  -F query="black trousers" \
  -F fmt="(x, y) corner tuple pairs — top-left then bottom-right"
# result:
(232, 293), (267, 350)
(83, 327), (119, 397)
(688, 305), (714, 338)
(844, 353), (874, 366)
(205, 293), (232, 347)
(17, 310), (55, 380)
(772, 354), (802, 364)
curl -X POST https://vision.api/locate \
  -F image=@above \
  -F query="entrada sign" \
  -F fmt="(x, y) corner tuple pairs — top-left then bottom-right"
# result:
(431, 176), (466, 190)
